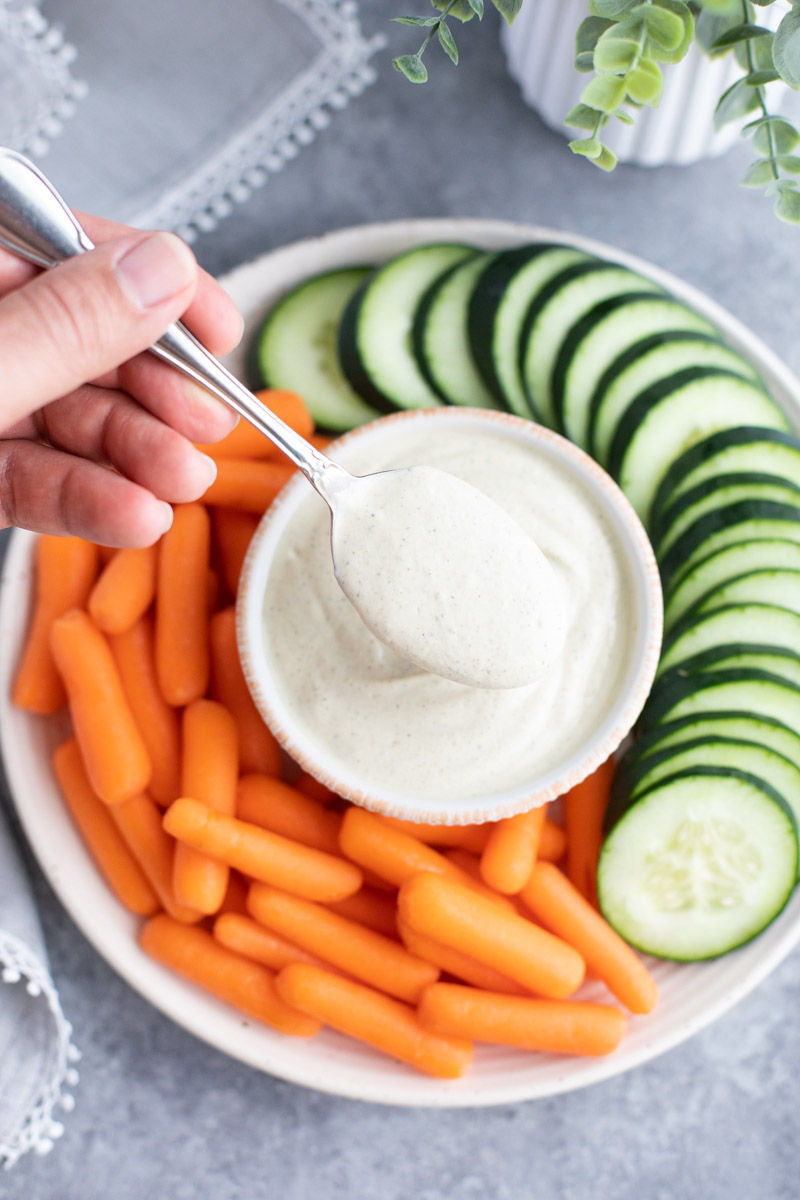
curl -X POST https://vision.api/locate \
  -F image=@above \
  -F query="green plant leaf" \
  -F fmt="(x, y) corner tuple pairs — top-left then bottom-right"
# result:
(646, 0), (694, 63)
(633, 3), (685, 51)
(775, 185), (800, 224)
(773, 5), (800, 88)
(467, 0), (484, 16)
(594, 34), (641, 71)
(745, 69), (781, 86)
(714, 77), (761, 129)
(393, 53), (428, 82)
(569, 136), (604, 158)
(627, 58), (663, 104)
(432, 0), (476, 20)
(613, 106), (636, 124)
(565, 102), (604, 130)
(575, 16), (615, 70)
(740, 159), (778, 186)
(710, 22), (772, 49)
(393, 15), (439, 25)
(491, 0), (522, 25)
(594, 144), (618, 170)
(590, 0), (638, 16)
(438, 20), (459, 62)
(695, 9), (740, 54)
(749, 116), (800, 156)
(694, 0), (739, 11)
(776, 154), (800, 173)
(581, 73), (629, 112)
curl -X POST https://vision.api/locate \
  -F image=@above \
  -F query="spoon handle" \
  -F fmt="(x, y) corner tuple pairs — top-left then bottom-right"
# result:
(0, 147), (344, 496)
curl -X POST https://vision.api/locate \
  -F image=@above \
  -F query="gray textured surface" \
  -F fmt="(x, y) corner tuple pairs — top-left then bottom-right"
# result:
(4, 1), (800, 1195)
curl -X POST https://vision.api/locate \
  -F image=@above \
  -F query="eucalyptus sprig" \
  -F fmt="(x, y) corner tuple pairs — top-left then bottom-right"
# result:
(392, 0), (521, 84)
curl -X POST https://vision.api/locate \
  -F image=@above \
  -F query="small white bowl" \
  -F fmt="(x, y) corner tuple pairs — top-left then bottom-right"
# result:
(237, 406), (663, 825)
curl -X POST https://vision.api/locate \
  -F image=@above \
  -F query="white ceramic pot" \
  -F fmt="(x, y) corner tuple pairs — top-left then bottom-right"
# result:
(501, 0), (791, 167)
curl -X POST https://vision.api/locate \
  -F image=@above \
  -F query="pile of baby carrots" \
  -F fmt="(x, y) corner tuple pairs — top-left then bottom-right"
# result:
(12, 388), (658, 1080)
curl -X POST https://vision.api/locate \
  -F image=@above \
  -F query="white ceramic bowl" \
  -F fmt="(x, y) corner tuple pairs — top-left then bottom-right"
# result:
(237, 407), (662, 824)
(3, 218), (800, 1106)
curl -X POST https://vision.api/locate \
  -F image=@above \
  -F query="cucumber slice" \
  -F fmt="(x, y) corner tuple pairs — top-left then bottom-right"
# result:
(665, 541), (800, 631)
(654, 473), (800, 558)
(659, 501), (800, 590)
(589, 333), (758, 466)
(609, 369), (790, 524)
(520, 264), (663, 427)
(659, 602), (800, 675)
(695, 569), (800, 618)
(640, 668), (800, 730)
(338, 243), (475, 412)
(652, 426), (800, 526)
(413, 253), (499, 408)
(560, 304), (718, 451)
(598, 769), (798, 960)
(255, 267), (382, 432)
(661, 643), (800, 688)
(626, 712), (800, 777)
(467, 245), (590, 415)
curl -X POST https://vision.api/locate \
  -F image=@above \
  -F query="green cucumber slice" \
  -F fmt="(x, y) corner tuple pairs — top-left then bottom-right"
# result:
(255, 267), (381, 432)
(659, 644), (800, 689)
(659, 603), (800, 675)
(695, 569), (800, 618)
(640, 668), (800, 730)
(338, 243), (475, 412)
(665, 540), (800, 632)
(654, 473), (800, 558)
(598, 768), (798, 960)
(625, 712), (800, 777)
(659, 501), (800, 591)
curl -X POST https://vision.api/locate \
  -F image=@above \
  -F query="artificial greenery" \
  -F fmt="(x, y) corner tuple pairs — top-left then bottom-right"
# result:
(391, 0), (800, 225)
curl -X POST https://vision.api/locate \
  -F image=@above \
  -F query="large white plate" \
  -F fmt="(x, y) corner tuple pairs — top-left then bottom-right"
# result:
(4, 218), (800, 1107)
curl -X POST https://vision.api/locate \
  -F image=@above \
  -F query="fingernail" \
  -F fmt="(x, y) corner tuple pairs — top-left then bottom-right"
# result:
(116, 233), (196, 310)
(197, 453), (217, 489)
(157, 501), (174, 535)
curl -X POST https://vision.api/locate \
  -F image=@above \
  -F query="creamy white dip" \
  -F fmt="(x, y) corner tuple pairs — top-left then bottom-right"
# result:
(330, 464), (567, 688)
(261, 426), (633, 803)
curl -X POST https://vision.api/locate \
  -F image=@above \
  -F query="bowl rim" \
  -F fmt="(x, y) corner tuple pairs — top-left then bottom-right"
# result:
(236, 405), (663, 825)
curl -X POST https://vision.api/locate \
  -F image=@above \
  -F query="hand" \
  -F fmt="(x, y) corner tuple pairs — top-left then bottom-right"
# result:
(0, 213), (244, 546)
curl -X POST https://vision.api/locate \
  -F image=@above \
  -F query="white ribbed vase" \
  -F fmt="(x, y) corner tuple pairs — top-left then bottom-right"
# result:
(501, 0), (791, 167)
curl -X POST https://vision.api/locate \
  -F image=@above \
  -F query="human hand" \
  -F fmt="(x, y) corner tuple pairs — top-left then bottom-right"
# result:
(0, 213), (244, 546)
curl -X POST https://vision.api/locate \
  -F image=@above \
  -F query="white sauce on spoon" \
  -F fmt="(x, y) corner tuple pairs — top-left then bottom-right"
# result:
(330, 465), (567, 688)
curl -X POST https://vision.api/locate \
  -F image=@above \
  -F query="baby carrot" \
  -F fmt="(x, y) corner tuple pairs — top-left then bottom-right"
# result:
(308, 434), (332, 453)
(13, 535), (99, 714)
(87, 545), (157, 635)
(140, 914), (320, 1037)
(50, 609), (151, 805)
(52, 738), (158, 916)
(111, 792), (200, 923)
(163, 798), (362, 902)
(378, 815), (490, 854)
(211, 508), (259, 597)
(195, 391), (313, 458)
(201, 460), (295, 513)
(172, 700), (239, 915)
(396, 918), (527, 996)
(216, 871), (250, 916)
(326, 886), (398, 938)
(214, 912), (330, 972)
(275, 963), (472, 1078)
(540, 819), (567, 863)
(155, 502), (210, 706)
(418, 984), (627, 1057)
(398, 872), (585, 1000)
(294, 772), (337, 806)
(108, 614), (181, 807)
(236, 774), (342, 856)
(248, 884), (438, 1004)
(209, 607), (282, 776)
(206, 567), (222, 616)
(521, 862), (659, 1015)
(480, 805), (547, 895)
(563, 757), (616, 907)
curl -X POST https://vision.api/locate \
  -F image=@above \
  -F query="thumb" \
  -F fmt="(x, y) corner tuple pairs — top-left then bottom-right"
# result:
(0, 232), (198, 430)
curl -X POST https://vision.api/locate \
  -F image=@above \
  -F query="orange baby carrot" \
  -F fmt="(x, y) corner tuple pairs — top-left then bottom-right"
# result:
(563, 757), (615, 907)
(326, 886), (398, 938)
(418, 984), (626, 1057)
(13, 535), (99, 714)
(206, 567), (222, 616)
(521, 862), (659, 1014)
(164, 797), (362, 902)
(111, 793), (200, 923)
(294, 772), (337, 806)
(209, 607), (282, 776)
(87, 545), (157, 635)
(155, 503), (210, 706)
(248, 884), (438, 1004)
(480, 805), (547, 895)
(275, 963), (472, 1078)
(211, 508), (259, 598)
(108, 614), (180, 807)
(308, 433), (332, 453)
(214, 912), (330, 972)
(52, 738), (158, 916)
(236, 774), (342, 856)
(378, 816), (490, 855)
(172, 700), (239, 915)
(540, 819), (567, 863)
(196, 391), (313, 458)
(140, 914), (319, 1037)
(201, 460), (295, 513)
(398, 872), (585, 1000)
(397, 917), (527, 996)
(50, 609), (151, 805)
(216, 871), (250, 916)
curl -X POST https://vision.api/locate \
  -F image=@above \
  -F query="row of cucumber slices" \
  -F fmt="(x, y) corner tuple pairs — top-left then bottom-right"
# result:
(254, 239), (800, 962)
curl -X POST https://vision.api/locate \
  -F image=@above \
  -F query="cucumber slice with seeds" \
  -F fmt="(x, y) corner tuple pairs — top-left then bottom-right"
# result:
(659, 602), (800, 676)
(665, 540), (800, 632)
(640, 668), (800, 730)
(619, 711), (800, 782)
(659, 501), (800, 590)
(659, 644), (800, 689)
(653, 473), (800, 558)
(695, 569), (800, 618)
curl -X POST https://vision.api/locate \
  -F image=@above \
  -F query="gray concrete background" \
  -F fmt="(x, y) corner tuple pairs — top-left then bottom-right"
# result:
(4, 1), (800, 1196)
